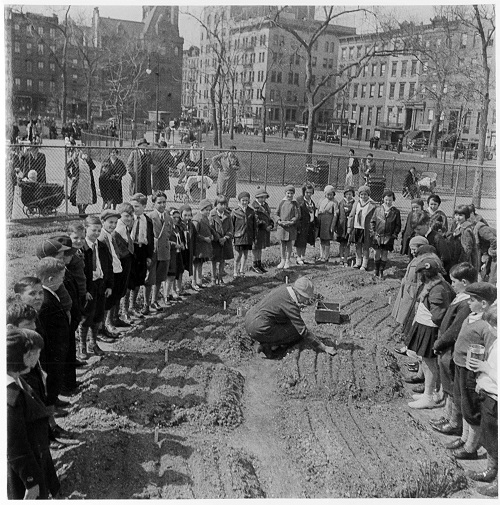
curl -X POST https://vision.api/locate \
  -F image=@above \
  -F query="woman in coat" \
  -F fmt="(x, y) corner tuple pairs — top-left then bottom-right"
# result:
(370, 189), (402, 277)
(66, 147), (97, 217)
(294, 183), (317, 265)
(335, 186), (355, 264)
(401, 198), (426, 257)
(99, 149), (126, 210)
(7, 328), (60, 500)
(316, 185), (338, 263)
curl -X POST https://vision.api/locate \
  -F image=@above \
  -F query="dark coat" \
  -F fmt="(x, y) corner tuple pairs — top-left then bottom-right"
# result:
(7, 379), (60, 499)
(36, 289), (70, 406)
(151, 149), (171, 191)
(334, 197), (354, 242)
(427, 229), (453, 272)
(295, 196), (317, 248)
(81, 240), (114, 293)
(179, 219), (195, 275)
(21, 152), (47, 183)
(401, 210), (420, 256)
(209, 207), (234, 260)
(192, 212), (214, 259)
(252, 200), (274, 249)
(232, 206), (257, 246)
(433, 299), (471, 353)
(370, 205), (402, 249)
(127, 150), (153, 196)
(99, 156), (126, 205)
(66, 156), (97, 207)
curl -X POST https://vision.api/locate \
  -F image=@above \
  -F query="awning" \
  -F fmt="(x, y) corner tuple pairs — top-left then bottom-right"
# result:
(440, 133), (457, 144)
(405, 130), (422, 141)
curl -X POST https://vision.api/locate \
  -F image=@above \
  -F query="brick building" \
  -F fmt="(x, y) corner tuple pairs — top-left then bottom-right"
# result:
(181, 46), (200, 118)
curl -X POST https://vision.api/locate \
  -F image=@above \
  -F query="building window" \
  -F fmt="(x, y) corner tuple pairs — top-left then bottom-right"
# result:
(391, 61), (397, 77)
(38, 26), (43, 36)
(38, 43), (44, 55)
(475, 112), (481, 134)
(396, 107), (402, 124)
(401, 60), (407, 77)
(371, 63), (377, 77)
(271, 70), (276, 83)
(380, 63), (386, 77)
(325, 41), (329, 52)
(363, 65), (368, 77)
(399, 82), (405, 99)
(341, 47), (347, 60)
(323, 58), (328, 68)
(353, 83), (358, 98)
(367, 106), (373, 125)
(38, 61), (44, 70)
(356, 46), (362, 58)
(277, 71), (282, 83)
(50, 27), (55, 38)
(375, 106), (382, 125)
(312, 56), (316, 67)
(361, 84), (367, 98)
(460, 33), (467, 48)
(14, 41), (20, 53)
(330, 42), (334, 53)
(26, 42), (32, 54)
(378, 83), (384, 98)
(287, 90), (292, 101)
(351, 104), (357, 120)
(409, 82), (415, 98)
(294, 73), (299, 85)
(359, 106), (364, 124)
(27, 78), (33, 89)
(15, 77), (21, 88)
(288, 72), (293, 85)
(328, 59), (333, 69)
(369, 83), (375, 98)
(270, 89), (275, 101)
(14, 23), (19, 31)
(411, 60), (418, 76)
(389, 82), (395, 99)
(25, 60), (32, 73)
(349, 46), (354, 59)
(38, 79), (44, 91)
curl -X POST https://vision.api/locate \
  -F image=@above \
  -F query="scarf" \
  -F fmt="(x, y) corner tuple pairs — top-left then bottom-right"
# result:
(355, 200), (370, 228)
(132, 214), (148, 245)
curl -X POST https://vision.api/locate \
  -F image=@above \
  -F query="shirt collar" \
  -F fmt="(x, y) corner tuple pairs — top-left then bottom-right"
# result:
(43, 285), (60, 301)
(85, 237), (97, 248)
(287, 286), (300, 306)
(469, 312), (484, 323)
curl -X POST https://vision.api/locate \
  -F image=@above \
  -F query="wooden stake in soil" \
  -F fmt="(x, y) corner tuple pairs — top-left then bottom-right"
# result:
(164, 349), (168, 365)
(285, 276), (289, 284)
(154, 426), (159, 444)
(388, 296), (392, 305)
(223, 301), (227, 310)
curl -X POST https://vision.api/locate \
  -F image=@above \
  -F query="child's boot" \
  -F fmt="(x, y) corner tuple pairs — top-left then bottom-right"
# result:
(374, 260), (381, 276)
(76, 325), (88, 361)
(258, 260), (267, 273)
(250, 261), (261, 274)
(88, 325), (105, 356)
(379, 260), (387, 278)
(360, 256), (369, 271)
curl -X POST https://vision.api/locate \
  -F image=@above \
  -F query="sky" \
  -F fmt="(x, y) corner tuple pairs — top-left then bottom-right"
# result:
(5, 3), (446, 47)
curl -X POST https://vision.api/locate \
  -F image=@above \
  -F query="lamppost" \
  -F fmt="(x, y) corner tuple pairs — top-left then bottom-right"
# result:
(146, 55), (160, 142)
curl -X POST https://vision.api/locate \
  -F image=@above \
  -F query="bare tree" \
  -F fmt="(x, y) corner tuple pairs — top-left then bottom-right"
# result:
(268, 6), (395, 155)
(450, 5), (495, 207)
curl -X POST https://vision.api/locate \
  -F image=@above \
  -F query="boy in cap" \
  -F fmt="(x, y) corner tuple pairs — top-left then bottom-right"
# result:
(251, 189), (273, 273)
(232, 192), (257, 277)
(98, 209), (125, 335)
(192, 199), (214, 288)
(448, 282), (497, 460)
(78, 216), (113, 358)
(245, 276), (337, 358)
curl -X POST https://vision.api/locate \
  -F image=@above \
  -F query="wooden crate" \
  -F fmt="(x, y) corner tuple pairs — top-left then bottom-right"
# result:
(315, 301), (341, 324)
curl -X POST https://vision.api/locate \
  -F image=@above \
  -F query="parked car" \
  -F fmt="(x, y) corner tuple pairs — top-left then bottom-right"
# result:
(408, 138), (428, 151)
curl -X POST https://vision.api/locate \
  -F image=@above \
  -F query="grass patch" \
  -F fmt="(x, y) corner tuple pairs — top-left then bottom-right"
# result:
(394, 461), (467, 498)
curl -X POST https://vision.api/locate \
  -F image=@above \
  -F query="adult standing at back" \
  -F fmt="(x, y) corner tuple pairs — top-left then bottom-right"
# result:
(346, 149), (359, 188)
(363, 153), (376, 183)
(22, 144), (46, 184)
(127, 139), (153, 197)
(212, 146), (240, 199)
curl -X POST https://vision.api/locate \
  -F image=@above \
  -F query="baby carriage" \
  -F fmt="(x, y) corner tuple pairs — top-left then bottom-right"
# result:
(418, 171), (437, 195)
(19, 181), (65, 217)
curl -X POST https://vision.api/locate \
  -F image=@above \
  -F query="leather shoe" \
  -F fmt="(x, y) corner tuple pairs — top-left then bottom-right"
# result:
(97, 334), (116, 344)
(467, 467), (498, 483)
(452, 448), (478, 460)
(446, 438), (465, 450)
(394, 346), (407, 355)
(151, 302), (164, 312)
(431, 422), (462, 436)
(429, 416), (448, 426)
(100, 327), (119, 339)
(74, 359), (87, 368)
(114, 318), (132, 328)
(91, 344), (105, 356)
(55, 398), (70, 408)
(404, 375), (424, 384)
(412, 384), (425, 394)
(477, 482), (498, 497)
(51, 425), (74, 439)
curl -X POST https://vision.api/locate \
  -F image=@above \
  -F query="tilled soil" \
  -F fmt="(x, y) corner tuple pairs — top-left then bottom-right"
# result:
(53, 250), (477, 499)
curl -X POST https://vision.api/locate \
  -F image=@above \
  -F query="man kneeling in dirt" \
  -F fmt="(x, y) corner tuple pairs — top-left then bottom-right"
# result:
(245, 276), (337, 359)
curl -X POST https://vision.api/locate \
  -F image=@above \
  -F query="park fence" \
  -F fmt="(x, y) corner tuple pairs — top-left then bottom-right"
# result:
(6, 143), (496, 225)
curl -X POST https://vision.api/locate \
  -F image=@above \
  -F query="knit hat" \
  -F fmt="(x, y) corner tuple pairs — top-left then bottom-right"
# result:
(464, 282), (497, 304)
(50, 235), (77, 255)
(238, 191), (251, 200)
(344, 186), (355, 196)
(284, 185), (295, 193)
(255, 189), (269, 199)
(293, 277), (315, 300)
(358, 185), (371, 195)
(409, 236), (429, 248)
(416, 245), (437, 256)
(415, 257), (441, 273)
(178, 204), (192, 215)
(324, 185), (335, 196)
(199, 199), (212, 211)
(100, 209), (121, 221)
(36, 238), (70, 259)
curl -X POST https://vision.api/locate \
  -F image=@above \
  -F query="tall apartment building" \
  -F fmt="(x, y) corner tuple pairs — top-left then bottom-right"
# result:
(338, 18), (496, 145)
(6, 6), (184, 123)
(196, 6), (355, 129)
(181, 46), (200, 117)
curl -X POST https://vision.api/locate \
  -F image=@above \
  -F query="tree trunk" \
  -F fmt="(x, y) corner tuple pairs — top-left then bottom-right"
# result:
(427, 116), (440, 158)
(218, 96), (223, 150)
(230, 80), (235, 141)
(472, 98), (489, 208)
(262, 97), (267, 143)
(61, 39), (68, 123)
(306, 102), (315, 156)
(86, 84), (92, 124)
(210, 85), (218, 147)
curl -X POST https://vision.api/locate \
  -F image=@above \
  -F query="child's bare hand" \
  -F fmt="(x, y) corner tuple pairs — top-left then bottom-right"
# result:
(104, 288), (112, 298)
(85, 292), (93, 301)
(146, 258), (152, 267)
(205, 237), (212, 243)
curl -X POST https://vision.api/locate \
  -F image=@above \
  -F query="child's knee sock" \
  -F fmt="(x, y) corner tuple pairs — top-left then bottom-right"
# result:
(464, 423), (482, 452)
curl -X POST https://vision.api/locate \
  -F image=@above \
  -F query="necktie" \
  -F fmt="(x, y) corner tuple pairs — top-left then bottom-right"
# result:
(92, 242), (97, 271)
(134, 217), (141, 243)
(160, 213), (164, 224)
(104, 234), (112, 253)
(127, 227), (134, 254)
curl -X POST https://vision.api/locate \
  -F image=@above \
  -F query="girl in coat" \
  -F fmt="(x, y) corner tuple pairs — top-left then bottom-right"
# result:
(348, 185), (376, 270)
(251, 189), (274, 273)
(316, 185), (338, 263)
(232, 191), (257, 277)
(66, 148), (97, 217)
(178, 205), (196, 293)
(294, 183), (317, 265)
(370, 189), (402, 277)
(209, 195), (234, 285)
(165, 208), (185, 300)
(192, 199), (214, 289)
(276, 185), (300, 269)
(405, 258), (453, 409)
(451, 204), (478, 267)
(99, 149), (126, 210)
(427, 194), (448, 234)
(401, 198), (425, 257)
(335, 186), (355, 265)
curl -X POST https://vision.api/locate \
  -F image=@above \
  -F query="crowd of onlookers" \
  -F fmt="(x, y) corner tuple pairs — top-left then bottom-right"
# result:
(6, 172), (497, 497)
